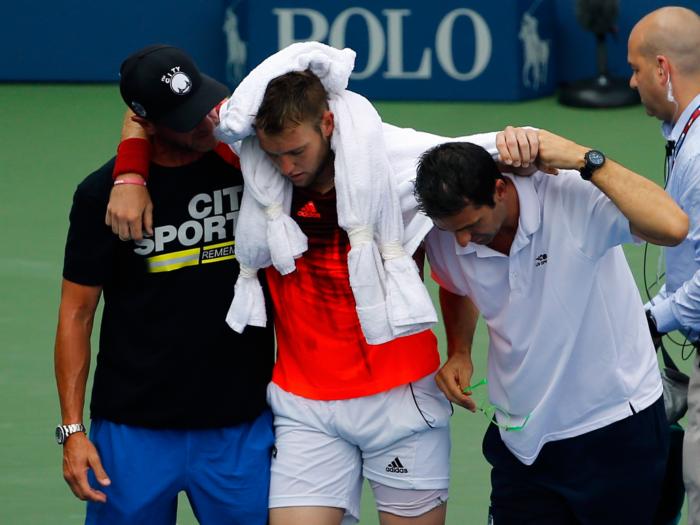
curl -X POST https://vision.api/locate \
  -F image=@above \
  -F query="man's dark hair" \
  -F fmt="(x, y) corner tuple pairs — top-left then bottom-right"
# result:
(255, 70), (329, 134)
(414, 142), (503, 219)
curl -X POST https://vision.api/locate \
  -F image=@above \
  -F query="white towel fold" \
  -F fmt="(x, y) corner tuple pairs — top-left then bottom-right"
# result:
(225, 262), (267, 332)
(216, 42), (355, 145)
(328, 90), (436, 342)
(238, 137), (306, 275)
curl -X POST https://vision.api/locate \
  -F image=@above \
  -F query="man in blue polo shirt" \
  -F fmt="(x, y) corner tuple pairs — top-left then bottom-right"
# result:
(416, 128), (688, 524)
(627, 8), (700, 523)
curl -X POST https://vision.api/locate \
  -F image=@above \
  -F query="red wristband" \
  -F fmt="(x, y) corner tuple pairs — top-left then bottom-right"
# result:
(113, 176), (147, 187)
(113, 138), (151, 181)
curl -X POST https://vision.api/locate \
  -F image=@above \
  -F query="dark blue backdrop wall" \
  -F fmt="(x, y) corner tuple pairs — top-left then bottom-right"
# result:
(2, 0), (697, 100)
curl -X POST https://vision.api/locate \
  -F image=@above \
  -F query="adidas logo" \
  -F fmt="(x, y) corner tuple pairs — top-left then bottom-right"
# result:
(297, 200), (321, 218)
(535, 253), (548, 267)
(385, 457), (408, 474)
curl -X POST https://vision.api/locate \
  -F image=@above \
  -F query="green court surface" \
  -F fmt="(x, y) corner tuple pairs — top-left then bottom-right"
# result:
(0, 84), (692, 523)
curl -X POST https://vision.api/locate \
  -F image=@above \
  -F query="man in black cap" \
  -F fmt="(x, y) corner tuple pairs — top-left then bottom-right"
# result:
(54, 44), (275, 524)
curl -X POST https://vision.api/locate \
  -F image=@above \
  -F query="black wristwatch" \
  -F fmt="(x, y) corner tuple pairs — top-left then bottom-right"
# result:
(55, 423), (86, 445)
(580, 150), (606, 181)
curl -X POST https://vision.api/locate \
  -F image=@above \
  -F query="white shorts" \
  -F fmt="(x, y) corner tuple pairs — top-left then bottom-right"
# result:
(267, 372), (452, 523)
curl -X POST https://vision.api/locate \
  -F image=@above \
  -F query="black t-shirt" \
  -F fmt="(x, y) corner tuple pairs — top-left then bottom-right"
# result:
(63, 152), (274, 428)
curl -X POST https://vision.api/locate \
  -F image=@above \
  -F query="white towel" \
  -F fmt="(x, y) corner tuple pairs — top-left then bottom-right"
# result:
(218, 42), (439, 344)
(218, 42), (498, 344)
(328, 89), (436, 342)
(219, 43), (356, 334)
(216, 41), (355, 145)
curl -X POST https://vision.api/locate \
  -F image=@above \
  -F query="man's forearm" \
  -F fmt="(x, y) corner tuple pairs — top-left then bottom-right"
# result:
(435, 286), (480, 408)
(439, 287), (478, 359)
(54, 281), (100, 424)
(529, 129), (688, 246)
(120, 109), (148, 141)
(589, 159), (688, 246)
(55, 322), (91, 423)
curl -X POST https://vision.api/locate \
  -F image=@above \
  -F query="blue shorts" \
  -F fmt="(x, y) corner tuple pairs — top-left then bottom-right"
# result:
(484, 396), (669, 525)
(85, 409), (273, 525)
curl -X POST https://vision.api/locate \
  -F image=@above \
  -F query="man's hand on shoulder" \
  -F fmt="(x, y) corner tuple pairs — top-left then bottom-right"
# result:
(105, 174), (153, 241)
(62, 432), (111, 503)
(496, 126), (541, 176)
(496, 126), (563, 176)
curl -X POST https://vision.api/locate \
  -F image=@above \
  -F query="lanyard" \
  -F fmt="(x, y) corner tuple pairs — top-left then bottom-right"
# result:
(670, 104), (700, 173)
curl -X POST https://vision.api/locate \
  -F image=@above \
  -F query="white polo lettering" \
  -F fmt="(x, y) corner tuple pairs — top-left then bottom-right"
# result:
(329, 8), (385, 80)
(275, 8), (329, 47)
(436, 9), (492, 81)
(383, 9), (431, 79)
(272, 7), (493, 83)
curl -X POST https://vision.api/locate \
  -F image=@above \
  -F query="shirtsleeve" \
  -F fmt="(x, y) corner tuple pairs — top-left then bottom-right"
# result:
(650, 153), (700, 338)
(425, 229), (468, 297)
(63, 181), (115, 286)
(555, 171), (633, 259)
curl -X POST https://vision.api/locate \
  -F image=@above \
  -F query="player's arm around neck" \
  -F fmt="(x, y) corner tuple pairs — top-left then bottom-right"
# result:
(106, 110), (153, 241)
(435, 287), (479, 411)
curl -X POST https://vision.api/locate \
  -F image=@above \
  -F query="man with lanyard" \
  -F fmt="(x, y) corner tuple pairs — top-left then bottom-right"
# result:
(417, 129), (688, 524)
(628, 7), (700, 523)
(54, 45), (275, 524)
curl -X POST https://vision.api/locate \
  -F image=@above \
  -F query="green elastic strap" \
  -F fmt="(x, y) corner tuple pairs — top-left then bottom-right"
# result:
(464, 378), (531, 432)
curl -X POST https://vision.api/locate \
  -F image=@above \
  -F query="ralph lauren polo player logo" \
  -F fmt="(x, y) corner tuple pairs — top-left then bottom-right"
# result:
(535, 253), (548, 267)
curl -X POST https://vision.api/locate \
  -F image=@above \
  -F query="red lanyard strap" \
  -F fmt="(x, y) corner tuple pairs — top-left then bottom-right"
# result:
(671, 105), (700, 170)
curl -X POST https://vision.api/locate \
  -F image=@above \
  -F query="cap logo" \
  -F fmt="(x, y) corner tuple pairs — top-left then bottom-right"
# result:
(161, 66), (192, 95)
(130, 101), (147, 117)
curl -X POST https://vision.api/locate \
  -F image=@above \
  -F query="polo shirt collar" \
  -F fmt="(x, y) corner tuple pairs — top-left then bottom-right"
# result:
(662, 93), (700, 141)
(453, 173), (542, 257)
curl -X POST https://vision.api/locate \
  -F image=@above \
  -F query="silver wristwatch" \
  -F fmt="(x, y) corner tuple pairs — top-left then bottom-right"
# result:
(55, 423), (86, 445)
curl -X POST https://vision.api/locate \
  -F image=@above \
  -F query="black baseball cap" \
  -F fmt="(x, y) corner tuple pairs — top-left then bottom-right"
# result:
(119, 44), (229, 133)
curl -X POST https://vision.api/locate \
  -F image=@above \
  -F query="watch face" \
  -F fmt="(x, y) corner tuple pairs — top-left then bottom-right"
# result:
(55, 426), (65, 444)
(588, 150), (605, 167)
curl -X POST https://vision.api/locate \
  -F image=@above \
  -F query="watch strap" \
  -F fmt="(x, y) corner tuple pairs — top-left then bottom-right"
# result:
(56, 422), (86, 444)
(580, 165), (594, 181)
